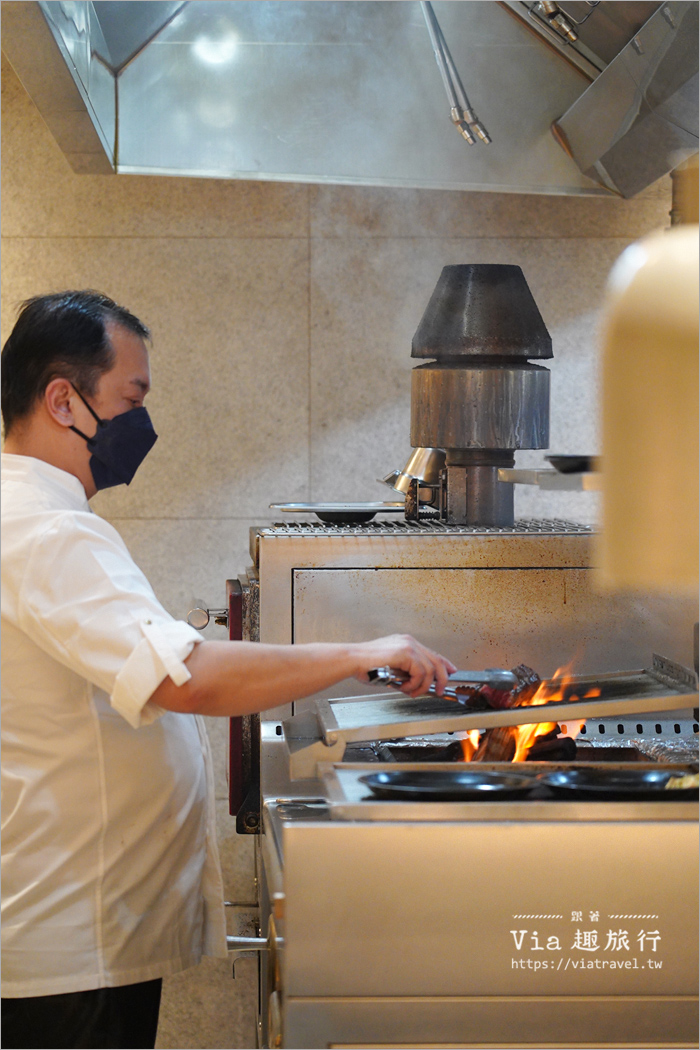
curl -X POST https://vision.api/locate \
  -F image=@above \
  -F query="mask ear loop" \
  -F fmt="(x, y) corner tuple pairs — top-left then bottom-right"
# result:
(69, 424), (93, 442)
(68, 386), (105, 443)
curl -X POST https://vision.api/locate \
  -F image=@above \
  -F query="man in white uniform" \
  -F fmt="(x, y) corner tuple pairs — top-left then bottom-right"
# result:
(0, 291), (454, 1050)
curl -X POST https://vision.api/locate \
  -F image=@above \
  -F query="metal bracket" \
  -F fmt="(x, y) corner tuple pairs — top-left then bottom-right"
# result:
(497, 467), (601, 491)
(236, 766), (262, 834)
(227, 935), (268, 979)
(651, 654), (698, 692)
(315, 697), (341, 746)
(404, 477), (420, 521)
(283, 708), (347, 779)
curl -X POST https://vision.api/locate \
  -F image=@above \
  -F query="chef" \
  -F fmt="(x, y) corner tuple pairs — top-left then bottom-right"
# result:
(0, 290), (456, 1050)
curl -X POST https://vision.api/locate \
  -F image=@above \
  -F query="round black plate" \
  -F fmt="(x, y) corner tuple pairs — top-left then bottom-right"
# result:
(269, 502), (404, 524)
(546, 454), (597, 474)
(359, 769), (537, 801)
(316, 511), (376, 524)
(538, 767), (699, 801)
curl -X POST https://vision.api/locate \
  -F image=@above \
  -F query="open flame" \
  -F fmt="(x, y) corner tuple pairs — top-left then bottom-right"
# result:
(460, 729), (481, 761)
(461, 663), (601, 762)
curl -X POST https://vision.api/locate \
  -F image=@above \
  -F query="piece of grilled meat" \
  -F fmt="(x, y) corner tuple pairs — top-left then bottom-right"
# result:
(477, 664), (541, 709)
(471, 664), (544, 763)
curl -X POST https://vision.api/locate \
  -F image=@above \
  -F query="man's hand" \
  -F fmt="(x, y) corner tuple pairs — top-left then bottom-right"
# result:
(351, 634), (456, 698)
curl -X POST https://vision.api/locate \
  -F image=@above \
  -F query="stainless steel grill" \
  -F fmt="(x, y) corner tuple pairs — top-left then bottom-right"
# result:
(239, 519), (699, 1048)
(261, 517), (593, 537)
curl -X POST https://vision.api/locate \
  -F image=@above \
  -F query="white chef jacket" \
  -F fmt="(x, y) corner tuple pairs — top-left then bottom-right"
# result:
(1, 453), (228, 997)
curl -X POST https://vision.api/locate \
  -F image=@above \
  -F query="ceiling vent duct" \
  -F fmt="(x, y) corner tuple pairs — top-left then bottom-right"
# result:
(552, 1), (699, 197)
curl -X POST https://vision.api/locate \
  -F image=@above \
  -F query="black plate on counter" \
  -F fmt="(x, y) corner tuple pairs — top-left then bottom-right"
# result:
(538, 767), (699, 800)
(359, 769), (537, 801)
(546, 454), (598, 474)
(269, 501), (404, 524)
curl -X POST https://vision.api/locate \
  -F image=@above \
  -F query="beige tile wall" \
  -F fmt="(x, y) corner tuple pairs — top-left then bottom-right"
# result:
(1, 55), (672, 1049)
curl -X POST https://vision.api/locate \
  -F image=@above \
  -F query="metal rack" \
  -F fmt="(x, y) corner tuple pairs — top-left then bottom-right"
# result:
(260, 517), (593, 537)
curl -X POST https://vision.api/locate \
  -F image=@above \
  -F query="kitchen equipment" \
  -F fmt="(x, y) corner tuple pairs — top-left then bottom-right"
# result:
(205, 517), (699, 1048)
(359, 767), (535, 801)
(367, 664), (519, 698)
(552, 1), (699, 197)
(379, 446), (445, 496)
(190, 247), (699, 1046)
(420, 0), (491, 145)
(546, 453), (599, 473)
(269, 501), (404, 524)
(263, 746), (697, 1049)
(410, 264), (551, 526)
(539, 766), (700, 800)
(9, 2), (696, 195)
(283, 659), (698, 778)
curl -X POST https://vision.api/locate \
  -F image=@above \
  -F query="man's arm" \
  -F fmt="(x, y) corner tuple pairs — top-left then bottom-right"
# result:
(150, 634), (456, 716)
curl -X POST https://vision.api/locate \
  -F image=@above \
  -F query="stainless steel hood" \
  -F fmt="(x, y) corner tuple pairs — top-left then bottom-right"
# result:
(553, 1), (699, 197)
(1, 0), (697, 195)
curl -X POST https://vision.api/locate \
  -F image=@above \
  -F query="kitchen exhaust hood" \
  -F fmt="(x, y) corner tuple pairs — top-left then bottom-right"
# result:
(1, 0), (697, 196)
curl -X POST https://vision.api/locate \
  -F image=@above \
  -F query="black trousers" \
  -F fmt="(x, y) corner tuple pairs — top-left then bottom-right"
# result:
(1, 979), (162, 1049)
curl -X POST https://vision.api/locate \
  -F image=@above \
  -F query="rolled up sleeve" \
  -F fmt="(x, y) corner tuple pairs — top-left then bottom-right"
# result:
(112, 619), (203, 728)
(16, 512), (205, 728)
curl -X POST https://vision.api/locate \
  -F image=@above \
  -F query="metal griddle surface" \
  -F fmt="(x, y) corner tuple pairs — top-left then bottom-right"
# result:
(321, 669), (697, 745)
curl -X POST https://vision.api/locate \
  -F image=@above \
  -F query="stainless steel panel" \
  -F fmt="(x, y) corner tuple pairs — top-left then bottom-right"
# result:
(557, 2), (664, 68)
(499, 2), (665, 80)
(114, 0), (605, 193)
(2, 1), (115, 173)
(554, 1), (699, 196)
(39, 2), (116, 160)
(290, 567), (696, 690)
(498, 467), (601, 490)
(285, 994), (699, 1049)
(92, 1), (186, 70)
(257, 524), (596, 646)
(283, 820), (698, 997)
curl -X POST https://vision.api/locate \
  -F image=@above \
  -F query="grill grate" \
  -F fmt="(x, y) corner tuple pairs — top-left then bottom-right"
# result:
(262, 517), (593, 537)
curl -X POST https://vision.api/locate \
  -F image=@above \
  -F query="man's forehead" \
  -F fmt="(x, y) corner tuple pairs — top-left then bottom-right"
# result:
(106, 322), (151, 379)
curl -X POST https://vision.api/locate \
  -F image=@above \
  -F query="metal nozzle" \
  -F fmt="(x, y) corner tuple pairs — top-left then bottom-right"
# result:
(472, 121), (491, 144)
(458, 121), (476, 144)
(423, 1), (491, 147)
(552, 12), (578, 42)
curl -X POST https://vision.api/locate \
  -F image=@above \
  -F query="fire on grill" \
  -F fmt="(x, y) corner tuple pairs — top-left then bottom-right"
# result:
(285, 652), (698, 781)
(461, 663), (600, 763)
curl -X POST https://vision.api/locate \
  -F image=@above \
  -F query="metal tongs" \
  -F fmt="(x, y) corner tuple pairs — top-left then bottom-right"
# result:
(368, 666), (517, 702)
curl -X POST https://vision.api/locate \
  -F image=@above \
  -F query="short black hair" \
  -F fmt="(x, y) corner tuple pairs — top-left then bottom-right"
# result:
(1, 290), (150, 435)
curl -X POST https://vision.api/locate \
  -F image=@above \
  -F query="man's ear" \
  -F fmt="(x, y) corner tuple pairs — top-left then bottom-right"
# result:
(44, 378), (77, 429)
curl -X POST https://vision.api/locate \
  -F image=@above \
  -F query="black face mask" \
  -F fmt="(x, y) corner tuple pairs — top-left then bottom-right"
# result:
(69, 387), (158, 491)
